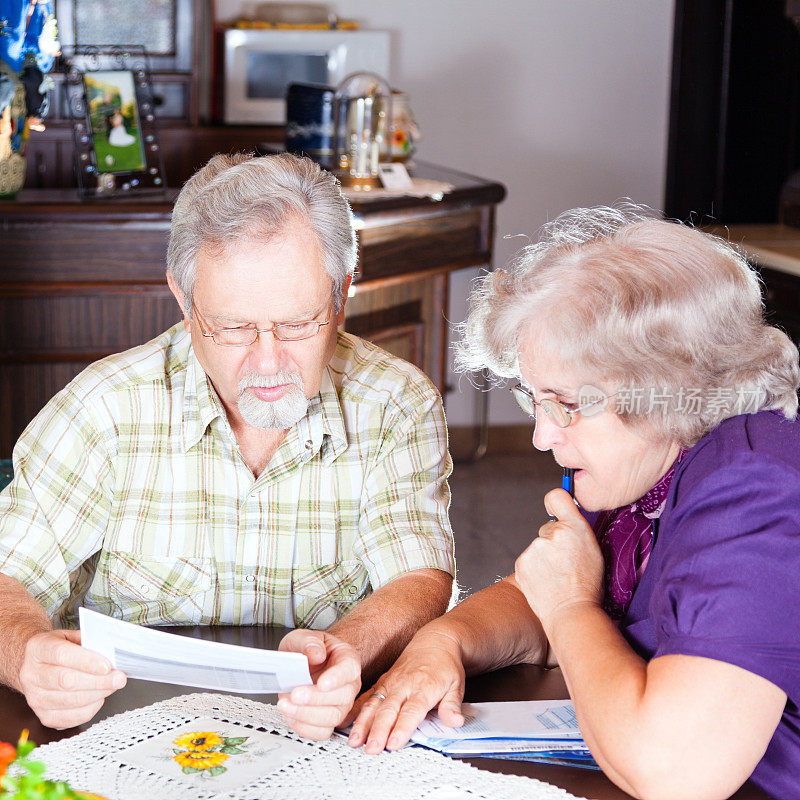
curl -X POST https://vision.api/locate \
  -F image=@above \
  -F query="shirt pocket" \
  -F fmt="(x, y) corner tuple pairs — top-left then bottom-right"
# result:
(91, 553), (216, 626)
(292, 560), (371, 629)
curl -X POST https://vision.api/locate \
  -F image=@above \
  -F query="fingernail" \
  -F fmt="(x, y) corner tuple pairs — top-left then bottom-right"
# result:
(113, 673), (126, 689)
(347, 732), (359, 746)
(277, 699), (292, 713)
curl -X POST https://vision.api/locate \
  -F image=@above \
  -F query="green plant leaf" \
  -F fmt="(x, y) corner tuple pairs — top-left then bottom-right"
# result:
(182, 766), (202, 774)
(173, 748), (185, 754)
(17, 741), (36, 757)
(224, 737), (248, 745)
(219, 746), (244, 755)
(208, 766), (227, 776)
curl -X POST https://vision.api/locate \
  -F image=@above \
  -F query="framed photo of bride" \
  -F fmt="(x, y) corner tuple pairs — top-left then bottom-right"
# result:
(84, 70), (146, 173)
(64, 47), (167, 197)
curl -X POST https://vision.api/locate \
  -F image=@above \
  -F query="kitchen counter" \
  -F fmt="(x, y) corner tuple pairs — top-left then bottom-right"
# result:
(708, 223), (800, 278)
(705, 223), (800, 346)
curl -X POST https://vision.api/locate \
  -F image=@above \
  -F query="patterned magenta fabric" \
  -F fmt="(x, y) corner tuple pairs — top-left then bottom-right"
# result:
(593, 451), (687, 620)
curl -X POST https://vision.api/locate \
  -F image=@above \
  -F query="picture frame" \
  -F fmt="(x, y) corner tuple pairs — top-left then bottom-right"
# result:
(63, 47), (167, 198)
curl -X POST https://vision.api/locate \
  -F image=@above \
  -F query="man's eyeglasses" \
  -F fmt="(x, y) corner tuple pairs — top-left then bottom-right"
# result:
(510, 383), (614, 428)
(193, 305), (331, 347)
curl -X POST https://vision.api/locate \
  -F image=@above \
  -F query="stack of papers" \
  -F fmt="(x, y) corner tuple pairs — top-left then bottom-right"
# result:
(410, 700), (598, 770)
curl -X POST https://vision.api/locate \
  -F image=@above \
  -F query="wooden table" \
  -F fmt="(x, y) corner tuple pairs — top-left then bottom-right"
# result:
(0, 626), (767, 800)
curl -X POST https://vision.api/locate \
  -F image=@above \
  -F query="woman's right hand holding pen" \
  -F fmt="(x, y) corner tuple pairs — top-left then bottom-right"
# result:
(344, 625), (467, 753)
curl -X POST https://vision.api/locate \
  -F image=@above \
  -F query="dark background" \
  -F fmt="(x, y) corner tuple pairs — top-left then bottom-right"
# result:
(665, 0), (800, 224)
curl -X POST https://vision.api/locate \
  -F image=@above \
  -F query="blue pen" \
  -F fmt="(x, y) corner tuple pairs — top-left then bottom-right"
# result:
(549, 467), (576, 521)
(561, 467), (575, 499)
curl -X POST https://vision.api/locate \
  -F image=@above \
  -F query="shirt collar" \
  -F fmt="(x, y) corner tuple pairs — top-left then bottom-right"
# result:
(307, 366), (349, 464)
(182, 343), (224, 453)
(630, 448), (689, 520)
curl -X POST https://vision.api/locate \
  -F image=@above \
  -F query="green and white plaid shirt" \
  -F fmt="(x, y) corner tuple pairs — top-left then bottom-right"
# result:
(0, 325), (454, 629)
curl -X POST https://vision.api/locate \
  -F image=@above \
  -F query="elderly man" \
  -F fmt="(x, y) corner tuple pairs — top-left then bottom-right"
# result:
(0, 153), (455, 737)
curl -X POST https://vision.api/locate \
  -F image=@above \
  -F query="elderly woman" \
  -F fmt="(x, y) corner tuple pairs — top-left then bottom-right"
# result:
(343, 206), (800, 799)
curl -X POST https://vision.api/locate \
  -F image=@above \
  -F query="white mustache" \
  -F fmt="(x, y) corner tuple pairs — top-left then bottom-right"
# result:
(238, 371), (303, 392)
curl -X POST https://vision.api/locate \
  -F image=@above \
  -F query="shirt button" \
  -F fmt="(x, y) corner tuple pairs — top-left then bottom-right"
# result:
(348, 585), (358, 595)
(245, 574), (256, 583)
(305, 440), (313, 449)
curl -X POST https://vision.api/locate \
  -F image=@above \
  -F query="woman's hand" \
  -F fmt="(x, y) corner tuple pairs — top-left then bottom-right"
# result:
(345, 627), (466, 754)
(514, 488), (604, 631)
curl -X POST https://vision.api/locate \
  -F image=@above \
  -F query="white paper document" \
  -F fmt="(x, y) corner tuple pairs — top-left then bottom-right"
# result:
(415, 700), (583, 741)
(410, 700), (589, 757)
(79, 608), (312, 694)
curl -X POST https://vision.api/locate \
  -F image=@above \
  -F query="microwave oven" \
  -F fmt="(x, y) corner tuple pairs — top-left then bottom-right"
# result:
(222, 29), (390, 125)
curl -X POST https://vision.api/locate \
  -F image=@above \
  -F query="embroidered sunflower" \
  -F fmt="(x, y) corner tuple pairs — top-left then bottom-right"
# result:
(173, 732), (224, 751)
(173, 750), (229, 770)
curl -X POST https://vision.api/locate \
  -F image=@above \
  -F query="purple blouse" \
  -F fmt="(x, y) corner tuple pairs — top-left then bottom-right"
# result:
(617, 411), (800, 798)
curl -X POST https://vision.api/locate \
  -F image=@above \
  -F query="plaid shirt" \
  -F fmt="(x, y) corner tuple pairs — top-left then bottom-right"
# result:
(0, 325), (454, 629)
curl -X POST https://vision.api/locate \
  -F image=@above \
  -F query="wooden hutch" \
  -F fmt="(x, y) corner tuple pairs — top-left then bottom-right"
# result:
(0, 2), (506, 456)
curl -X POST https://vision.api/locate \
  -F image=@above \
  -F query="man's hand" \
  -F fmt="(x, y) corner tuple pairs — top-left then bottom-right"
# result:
(277, 629), (361, 740)
(514, 488), (604, 631)
(18, 630), (127, 729)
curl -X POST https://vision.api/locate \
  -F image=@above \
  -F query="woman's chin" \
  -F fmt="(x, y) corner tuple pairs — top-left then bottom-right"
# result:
(573, 473), (609, 512)
(576, 494), (599, 512)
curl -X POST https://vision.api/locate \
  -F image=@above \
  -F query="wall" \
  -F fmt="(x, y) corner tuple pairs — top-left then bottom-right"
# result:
(216, 0), (676, 425)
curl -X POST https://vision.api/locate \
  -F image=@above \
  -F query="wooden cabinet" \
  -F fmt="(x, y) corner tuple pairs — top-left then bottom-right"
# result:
(0, 162), (505, 456)
(23, 124), (279, 190)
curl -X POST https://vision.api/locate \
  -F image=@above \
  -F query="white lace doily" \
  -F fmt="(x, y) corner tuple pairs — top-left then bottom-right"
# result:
(32, 693), (586, 800)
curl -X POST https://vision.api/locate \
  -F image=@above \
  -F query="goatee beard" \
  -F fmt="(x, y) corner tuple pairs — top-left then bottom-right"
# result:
(237, 370), (309, 430)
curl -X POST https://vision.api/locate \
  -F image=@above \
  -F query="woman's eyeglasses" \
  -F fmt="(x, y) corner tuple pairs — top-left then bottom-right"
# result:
(510, 383), (614, 428)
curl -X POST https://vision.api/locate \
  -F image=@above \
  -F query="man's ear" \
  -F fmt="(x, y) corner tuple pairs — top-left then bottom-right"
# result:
(166, 271), (191, 332)
(336, 275), (353, 326)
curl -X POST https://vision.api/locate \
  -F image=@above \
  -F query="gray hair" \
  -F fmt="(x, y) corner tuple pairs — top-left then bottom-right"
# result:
(167, 152), (357, 313)
(455, 203), (800, 448)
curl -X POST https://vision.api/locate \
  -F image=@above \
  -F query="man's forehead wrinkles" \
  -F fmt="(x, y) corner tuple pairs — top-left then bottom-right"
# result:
(203, 301), (329, 326)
